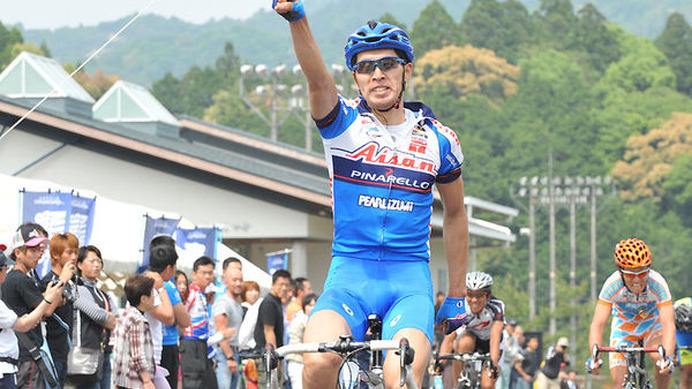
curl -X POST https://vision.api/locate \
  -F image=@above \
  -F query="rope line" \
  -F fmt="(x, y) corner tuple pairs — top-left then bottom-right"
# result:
(0, 0), (158, 142)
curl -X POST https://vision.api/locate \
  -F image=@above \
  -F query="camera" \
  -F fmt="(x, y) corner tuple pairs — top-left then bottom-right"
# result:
(60, 275), (81, 303)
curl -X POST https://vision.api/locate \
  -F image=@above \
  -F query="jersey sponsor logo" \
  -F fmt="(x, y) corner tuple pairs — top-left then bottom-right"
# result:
(358, 194), (414, 212)
(342, 303), (354, 316)
(409, 126), (428, 153)
(332, 155), (435, 193)
(345, 143), (436, 174)
(349, 169), (432, 192)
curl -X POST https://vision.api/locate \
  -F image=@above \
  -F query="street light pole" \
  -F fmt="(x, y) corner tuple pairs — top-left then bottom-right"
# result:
(528, 192), (536, 319)
(510, 177), (538, 319)
(239, 63), (302, 143)
(569, 179), (577, 357)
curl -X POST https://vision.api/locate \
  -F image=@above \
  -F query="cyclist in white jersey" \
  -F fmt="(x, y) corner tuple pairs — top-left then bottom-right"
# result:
(440, 272), (503, 389)
(586, 238), (675, 388)
(272, 1), (470, 388)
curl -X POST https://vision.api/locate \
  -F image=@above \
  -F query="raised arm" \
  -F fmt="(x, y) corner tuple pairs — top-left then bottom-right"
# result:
(145, 271), (175, 326)
(273, 0), (338, 119)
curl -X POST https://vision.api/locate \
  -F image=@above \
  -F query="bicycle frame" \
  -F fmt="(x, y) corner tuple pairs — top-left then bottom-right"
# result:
(592, 343), (665, 389)
(264, 335), (418, 389)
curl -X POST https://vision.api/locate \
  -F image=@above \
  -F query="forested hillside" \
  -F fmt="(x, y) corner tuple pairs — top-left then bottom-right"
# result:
(3, 0), (692, 364)
(14, 0), (692, 86)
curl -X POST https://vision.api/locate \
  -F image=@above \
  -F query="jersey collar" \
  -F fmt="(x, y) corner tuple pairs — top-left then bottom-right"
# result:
(356, 99), (438, 120)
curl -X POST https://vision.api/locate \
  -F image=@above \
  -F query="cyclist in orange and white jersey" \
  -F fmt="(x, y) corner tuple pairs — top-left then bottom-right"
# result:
(586, 238), (675, 389)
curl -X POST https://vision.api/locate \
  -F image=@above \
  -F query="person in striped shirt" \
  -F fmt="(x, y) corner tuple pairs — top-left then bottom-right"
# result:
(111, 275), (156, 389)
(586, 238), (675, 389)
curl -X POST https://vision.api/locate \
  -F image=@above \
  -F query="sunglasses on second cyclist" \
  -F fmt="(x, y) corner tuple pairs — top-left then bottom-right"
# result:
(467, 291), (489, 299)
(619, 267), (650, 278)
(354, 56), (407, 74)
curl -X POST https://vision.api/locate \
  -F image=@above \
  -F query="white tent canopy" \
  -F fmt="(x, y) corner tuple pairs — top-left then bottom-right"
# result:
(0, 173), (271, 291)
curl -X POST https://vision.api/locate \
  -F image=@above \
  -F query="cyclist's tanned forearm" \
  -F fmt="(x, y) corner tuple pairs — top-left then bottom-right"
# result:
(439, 178), (468, 298)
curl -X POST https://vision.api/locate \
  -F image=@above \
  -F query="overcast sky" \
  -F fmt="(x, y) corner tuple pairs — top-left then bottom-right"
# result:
(4, 0), (268, 29)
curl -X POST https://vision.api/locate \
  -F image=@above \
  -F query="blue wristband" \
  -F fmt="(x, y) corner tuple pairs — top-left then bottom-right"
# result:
(435, 297), (468, 334)
(272, 0), (305, 23)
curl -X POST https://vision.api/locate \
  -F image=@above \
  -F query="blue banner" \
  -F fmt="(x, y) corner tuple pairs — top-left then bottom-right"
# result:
(267, 251), (288, 276)
(69, 195), (96, 246)
(21, 191), (96, 278)
(22, 191), (72, 236)
(175, 227), (218, 259)
(139, 215), (180, 274)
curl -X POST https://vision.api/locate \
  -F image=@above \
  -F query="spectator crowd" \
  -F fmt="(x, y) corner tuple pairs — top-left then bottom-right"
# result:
(0, 221), (314, 389)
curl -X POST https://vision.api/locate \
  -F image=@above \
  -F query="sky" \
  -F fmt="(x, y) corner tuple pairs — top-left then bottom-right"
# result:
(4, 0), (268, 30)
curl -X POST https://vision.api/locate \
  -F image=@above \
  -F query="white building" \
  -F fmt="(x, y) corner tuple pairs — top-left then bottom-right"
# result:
(0, 52), (517, 292)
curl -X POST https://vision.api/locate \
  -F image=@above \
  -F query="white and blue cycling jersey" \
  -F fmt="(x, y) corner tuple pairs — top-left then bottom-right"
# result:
(316, 96), (464, 261)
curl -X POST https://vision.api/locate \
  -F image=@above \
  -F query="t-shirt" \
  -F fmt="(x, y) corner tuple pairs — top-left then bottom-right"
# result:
(540, 346), (569, 379)
(183, 283), (211, 341)
(41, 272), (74, 363)
(519, 348), (540, 378)
(1, 269), (44, 361)
(144, 288), (163, 363)
(212, 293), (243, 346)
(0, 299), (19, 374)
(254, 293), (284, 349)
(162, 280), (183, 346)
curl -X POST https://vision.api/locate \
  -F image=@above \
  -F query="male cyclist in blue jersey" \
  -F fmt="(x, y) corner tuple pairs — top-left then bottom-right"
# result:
(272, 1), (469, 388)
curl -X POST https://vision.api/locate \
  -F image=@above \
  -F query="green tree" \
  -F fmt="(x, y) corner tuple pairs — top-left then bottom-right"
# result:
(504, 49), (597, 176)
(410, 0), (462, 58)
(377, 12), (406, 31)
(571, 3), (621, 74)
(203, 88), (266, 136)
(152, 41), (241, 118)
(662, 154), (692, 225)
(0, 22), (24, 69)
(531, 0), (578, 50)
(460, 0), (531, 64)
(655, 12), (692, 96)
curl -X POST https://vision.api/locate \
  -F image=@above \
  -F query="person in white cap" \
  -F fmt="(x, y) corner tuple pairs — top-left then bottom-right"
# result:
(535, 337), (570, 389)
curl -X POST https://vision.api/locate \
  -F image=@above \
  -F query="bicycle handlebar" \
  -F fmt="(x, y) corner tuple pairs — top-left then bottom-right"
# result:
(264, 335), (416, 388)
(272, 338), (406, 358)
(591, 343), (666, 367)
(436, 352), (492, 363)
(595, 346), (660, 353)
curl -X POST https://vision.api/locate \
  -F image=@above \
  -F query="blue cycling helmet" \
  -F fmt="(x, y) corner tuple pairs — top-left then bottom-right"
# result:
(344, 20), (415, 71)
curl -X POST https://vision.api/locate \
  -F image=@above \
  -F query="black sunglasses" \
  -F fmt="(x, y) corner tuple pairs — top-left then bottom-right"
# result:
(354, 56), (406, 74)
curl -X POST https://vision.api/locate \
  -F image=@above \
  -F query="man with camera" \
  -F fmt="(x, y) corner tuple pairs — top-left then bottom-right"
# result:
(40, 232), (79, 387)
(2, 224), (70, 389)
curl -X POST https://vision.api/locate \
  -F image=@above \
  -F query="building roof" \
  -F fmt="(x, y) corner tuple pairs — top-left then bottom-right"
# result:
(0, 51), (94, 103)
(93, 80), (178, 126)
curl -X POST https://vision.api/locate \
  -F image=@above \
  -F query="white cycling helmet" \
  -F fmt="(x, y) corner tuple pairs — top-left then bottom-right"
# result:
(467, 271), (493, 292)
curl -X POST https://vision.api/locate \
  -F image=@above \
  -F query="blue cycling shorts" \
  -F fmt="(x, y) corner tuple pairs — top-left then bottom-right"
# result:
(312, 256), (434, 344)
